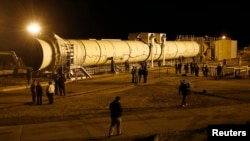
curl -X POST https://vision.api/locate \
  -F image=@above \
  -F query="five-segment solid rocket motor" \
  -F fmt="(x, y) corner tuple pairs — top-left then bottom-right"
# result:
(35, 33), (200, 73)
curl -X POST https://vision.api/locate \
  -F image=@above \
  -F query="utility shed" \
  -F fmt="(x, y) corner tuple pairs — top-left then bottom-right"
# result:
(214, 39), (237, 60)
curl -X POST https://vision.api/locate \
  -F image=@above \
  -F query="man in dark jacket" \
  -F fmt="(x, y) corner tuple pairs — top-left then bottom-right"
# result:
(30, 80), (37, 104)
(108, 96), (123, 138)
(179, 80), (190, 107)
(58, 75), (66, 96)
(36, 81), (43, 105)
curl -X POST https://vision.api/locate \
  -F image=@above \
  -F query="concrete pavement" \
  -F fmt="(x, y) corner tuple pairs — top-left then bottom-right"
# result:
(0, 102), (249, 141)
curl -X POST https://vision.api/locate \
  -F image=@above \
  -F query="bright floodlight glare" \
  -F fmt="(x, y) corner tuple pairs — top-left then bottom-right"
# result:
(27, 23), (40, 34)
(222, 35), (226, 39)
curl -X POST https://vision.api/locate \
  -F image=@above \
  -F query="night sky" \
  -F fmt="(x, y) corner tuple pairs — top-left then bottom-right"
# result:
(0, 0), (250, 55)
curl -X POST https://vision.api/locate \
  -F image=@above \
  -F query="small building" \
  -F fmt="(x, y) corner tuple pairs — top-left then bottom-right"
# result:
(213, 39), (237, 61)
(176, 35), (238, 61)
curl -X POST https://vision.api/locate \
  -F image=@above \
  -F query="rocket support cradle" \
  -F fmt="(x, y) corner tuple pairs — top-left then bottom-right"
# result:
(35, 33), (200, 74)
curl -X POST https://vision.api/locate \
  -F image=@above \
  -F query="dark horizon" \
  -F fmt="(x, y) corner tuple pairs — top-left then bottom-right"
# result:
(1, 1), (250, 50)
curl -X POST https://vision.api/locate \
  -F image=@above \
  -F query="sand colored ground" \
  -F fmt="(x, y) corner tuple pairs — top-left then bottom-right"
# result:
(0, 66), (250, 140)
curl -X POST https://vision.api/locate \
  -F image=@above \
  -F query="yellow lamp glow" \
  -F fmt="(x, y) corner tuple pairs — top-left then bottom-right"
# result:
(27, 23), (41, 35)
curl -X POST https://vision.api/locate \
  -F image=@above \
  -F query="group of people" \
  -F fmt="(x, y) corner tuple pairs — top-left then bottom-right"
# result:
(26, 60), (196, 138)
(30, 80), (43, 105)
(131, 62), (148, 84)
(28, 64), (195, 138)
(175, 61), (206, 77)
(30, 76), (123, 138)
(175, 61), (225, 79)
(54, 74), (66, 96)
(29, 74), (66, 105)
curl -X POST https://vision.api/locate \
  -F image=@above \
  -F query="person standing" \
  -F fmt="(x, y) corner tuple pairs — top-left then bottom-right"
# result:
(30, 80), (37, 104)
(143, 69), (148, 83)
(216, 64), (222, 79)
(174, 61), (178, 74)
(108, 96), (123, 138)
(131, 66), (138, 83)
(138, 67), (143, 83)
(178, 80), (190, 107)
(36, 81), (43, 105)
(190, 62), (195, 75)
(202, 63), (206, 76)
(58, 75), (66, 96)
(131, 66), (135, 83)
(194, 64), (200, 77)
(184, 63), (189, 74)
(46, 81), (55, 104)
(204, 64), (209, 78)
(177, 62), (182, 74)
(133, 66), (138, 84)
(54, 74), (60, 95)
